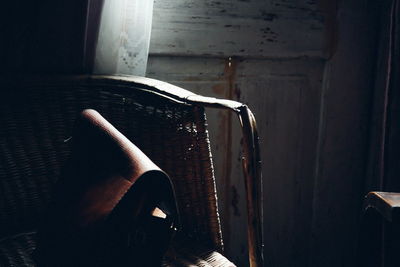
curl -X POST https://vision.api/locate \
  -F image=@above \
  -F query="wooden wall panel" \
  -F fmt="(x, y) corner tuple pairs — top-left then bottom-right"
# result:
(237, 59), (323, 267)
(147, 56), (324, 266)
(151, 0), (328, 58)
(309, 1), (380, 266)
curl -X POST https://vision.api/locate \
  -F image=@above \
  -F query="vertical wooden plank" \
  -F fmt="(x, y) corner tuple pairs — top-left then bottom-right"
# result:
(237, 59), (323, 266)
(147, 56), (324, 266)
(309, 0), (380, 266)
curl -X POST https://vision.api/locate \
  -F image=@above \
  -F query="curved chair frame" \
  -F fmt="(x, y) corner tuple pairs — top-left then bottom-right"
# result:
(93, 75), (264, 267)
(2, 75), (264, 267)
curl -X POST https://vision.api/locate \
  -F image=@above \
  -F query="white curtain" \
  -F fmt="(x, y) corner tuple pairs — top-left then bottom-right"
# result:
(93, 0), (154, 76)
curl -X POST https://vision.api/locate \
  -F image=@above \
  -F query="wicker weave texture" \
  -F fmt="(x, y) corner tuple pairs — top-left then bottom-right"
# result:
(0, 78), (223, 254)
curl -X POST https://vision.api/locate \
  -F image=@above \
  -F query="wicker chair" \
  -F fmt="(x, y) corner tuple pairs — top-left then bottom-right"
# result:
(0, 75), (263, 267)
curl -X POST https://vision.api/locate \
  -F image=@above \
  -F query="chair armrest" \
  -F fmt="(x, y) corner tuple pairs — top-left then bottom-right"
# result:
(1, 74), (264, 267)
(92, 75), (264, 267)
(364, 192), (400, 222)
(90, 75), (263, 267)
(233, 105), (263, 267)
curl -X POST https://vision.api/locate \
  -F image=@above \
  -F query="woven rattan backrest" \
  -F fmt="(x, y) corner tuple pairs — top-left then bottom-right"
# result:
(0, 77), (222, 250)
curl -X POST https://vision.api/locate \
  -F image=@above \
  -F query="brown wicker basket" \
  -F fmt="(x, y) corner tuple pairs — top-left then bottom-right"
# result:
(0, 75), (263, 267)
